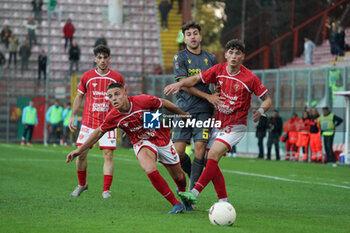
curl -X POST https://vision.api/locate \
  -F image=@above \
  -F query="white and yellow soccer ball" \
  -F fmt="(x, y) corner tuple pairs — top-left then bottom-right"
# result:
(208, 202), (236, 226)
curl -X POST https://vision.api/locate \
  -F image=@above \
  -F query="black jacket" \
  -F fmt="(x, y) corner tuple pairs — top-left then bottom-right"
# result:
(268, 116), (283, 136)
(256, 115), (268, 138)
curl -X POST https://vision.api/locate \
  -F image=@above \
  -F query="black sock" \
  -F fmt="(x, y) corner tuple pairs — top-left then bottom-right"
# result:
(180, 153), (192, 177)
(189, 157), (204, 190)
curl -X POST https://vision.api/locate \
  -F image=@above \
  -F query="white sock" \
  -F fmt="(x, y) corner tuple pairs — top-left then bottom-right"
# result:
(219, 198), (228, 202)
(191, 188), (199, 197)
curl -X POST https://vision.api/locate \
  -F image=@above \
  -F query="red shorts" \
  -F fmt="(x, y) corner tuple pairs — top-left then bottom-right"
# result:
(288, 131), (298, 144)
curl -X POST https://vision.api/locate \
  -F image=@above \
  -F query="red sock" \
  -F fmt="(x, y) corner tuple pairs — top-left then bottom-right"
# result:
(173, 172), (186, 192)
(147, 170), (181, 206)
(212, 168), (227, 199)
(77, 170), (87, 186)
(194, 159), (218, 193)
(103, 175), (113, 192)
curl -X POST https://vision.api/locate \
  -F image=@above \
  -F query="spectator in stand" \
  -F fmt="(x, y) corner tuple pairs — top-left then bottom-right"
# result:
(337, 26), (345, 57)
(47, 0), (61, 22)
(329, 24), (338, 59)
(1, 25), (12, 49)
(266, 110), (283, 160)
(32, 0), (43, 23)
(159, 0), (172, 31)
(38, 49), (47, 80)
(0, 51), (5, 76)
(256, 114), (268, 159)
(19, 40), (31, 74)
(8, 33), (19, 68)
(26, 18), (38, 48)
(46, 100), (63, 147)
(309, 108), (323, 162)
(68, 40), (80, 74)
(21, 100), (38, 146)
(294, 111), (311, 161)
(304, 37), (316, 65)
(63, 18), (75, 51)
(171, 0), (182, 14)
(317, 107), (343, 163)
(94, 34), (108, 47)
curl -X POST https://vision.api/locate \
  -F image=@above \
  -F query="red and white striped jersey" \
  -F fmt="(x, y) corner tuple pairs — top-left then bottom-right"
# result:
(78, 69), (125, 129)
(100, 95), (171, 147)
(200, 63), (267, 128)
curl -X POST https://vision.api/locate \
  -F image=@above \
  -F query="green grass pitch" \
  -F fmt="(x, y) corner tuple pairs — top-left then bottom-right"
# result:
(0, 143), (349, 233)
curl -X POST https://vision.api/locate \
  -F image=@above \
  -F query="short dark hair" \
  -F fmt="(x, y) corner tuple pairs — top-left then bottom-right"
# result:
(225, 39), (245, 53)
(182, 22), (201, 34)
(107, 82), (124, 90)
(93, 45), (110, 57)
(322, 106), (329, 111)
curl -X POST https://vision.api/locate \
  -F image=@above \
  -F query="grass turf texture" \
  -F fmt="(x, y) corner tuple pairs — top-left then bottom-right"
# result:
(0, 143), (349, 233)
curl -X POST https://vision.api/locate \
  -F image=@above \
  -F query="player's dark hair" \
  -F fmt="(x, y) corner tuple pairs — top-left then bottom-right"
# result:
(107, 82), (124, 90)
(182, 22), (201, 34)
(225, 39), (245, 54)
(93, 45), (110, 57)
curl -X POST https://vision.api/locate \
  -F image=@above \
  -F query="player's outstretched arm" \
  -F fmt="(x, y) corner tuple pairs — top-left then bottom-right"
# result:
(160, 99), (190, 118)
(69, 92), (84, 131)
(164, 74), (201, 95)
(66, 128), (105, 163)
(252, 93), (272, 123)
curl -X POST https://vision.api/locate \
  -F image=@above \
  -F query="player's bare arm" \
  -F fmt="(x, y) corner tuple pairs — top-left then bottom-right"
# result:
(160, 99), (190, 118)
(69, 92), (84, 131)
(66, 128), (105, 163)
(252, 93), (272, 123)
(164, 74), (201, 95)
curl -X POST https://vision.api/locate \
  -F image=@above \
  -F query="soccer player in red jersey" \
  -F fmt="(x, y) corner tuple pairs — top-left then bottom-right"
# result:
(164, 39), (272, 204)
(68, 45), (125, 199)
(66, 82), (189, 213)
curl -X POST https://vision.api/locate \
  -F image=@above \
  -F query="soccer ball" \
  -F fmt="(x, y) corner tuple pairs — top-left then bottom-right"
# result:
(208, 202), (236, 226)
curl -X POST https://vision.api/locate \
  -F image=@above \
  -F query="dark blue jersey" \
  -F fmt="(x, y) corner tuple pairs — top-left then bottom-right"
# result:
(173, 48), (218, 114)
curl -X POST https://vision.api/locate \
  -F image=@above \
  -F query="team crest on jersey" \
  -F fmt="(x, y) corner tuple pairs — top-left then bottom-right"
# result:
(234, 84), (241, 91)
(92, 83), (98, 87)
(188, 59), (191, 64)
(204, 58), (208, 65)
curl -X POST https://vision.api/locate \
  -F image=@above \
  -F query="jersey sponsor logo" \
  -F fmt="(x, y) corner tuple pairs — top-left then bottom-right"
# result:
(187, 68), (202, 77)
(143, 110), (161, 129)
(92, 103), (109, 112)
(218, 104), (234, 115)
(81, 127), (90, 133)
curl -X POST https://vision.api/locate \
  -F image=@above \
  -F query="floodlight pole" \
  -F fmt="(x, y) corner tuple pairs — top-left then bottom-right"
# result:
(241, 0), (246, 42)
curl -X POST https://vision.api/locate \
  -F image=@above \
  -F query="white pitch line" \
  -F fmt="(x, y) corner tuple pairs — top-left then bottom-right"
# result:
(1, 144), (350, 190)
(222, 169), (350, 190)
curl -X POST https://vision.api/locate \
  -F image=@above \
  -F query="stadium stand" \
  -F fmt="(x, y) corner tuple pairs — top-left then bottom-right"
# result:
(282, 27), (350, 69)
(0, 0), (162, 91)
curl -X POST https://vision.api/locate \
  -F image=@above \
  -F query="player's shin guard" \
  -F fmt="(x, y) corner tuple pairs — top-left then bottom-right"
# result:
(189, 157), (204, 190)
(173, 172), (187, 192)
(103, 175), (113, 192)
(194, 159), (218, 193)
(77, 170), (87, 186)
(180, 153), (192, 177)
(212, 167), (227, 200)
(147, 170), (181, 206)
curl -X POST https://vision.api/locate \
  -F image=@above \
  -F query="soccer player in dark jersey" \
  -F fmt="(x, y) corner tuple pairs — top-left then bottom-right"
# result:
(66, 82), (190, 214)
(172, 22), (220, 191)
(165, 39), (272, 204)
(68, 45), (125, 199)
